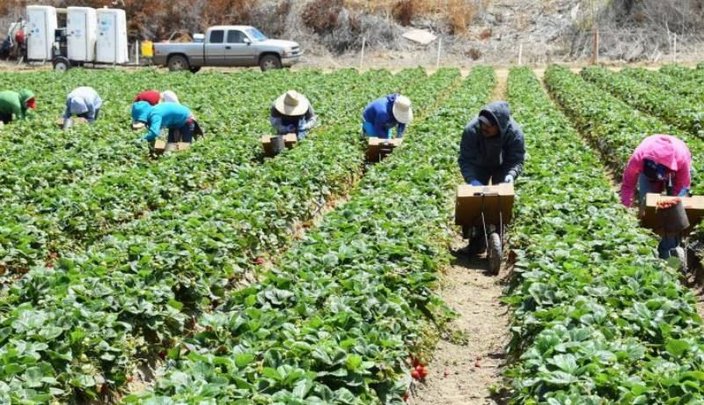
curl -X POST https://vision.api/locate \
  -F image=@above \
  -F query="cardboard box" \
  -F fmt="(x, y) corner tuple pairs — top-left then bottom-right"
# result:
(261, 133), (297, 157)
(366, 137), (403, 162)
(641, 193), (704, 235)
(153, 139), (166, 155)
(455, 183), (515, 227)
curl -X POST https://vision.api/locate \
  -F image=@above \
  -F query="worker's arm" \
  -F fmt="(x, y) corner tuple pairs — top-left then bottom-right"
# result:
(269, 107), (291, 134)
(302, 106), (317, 130)
(458, 122), (480, 184)
(672, 157), (692, 198)
(502, 122), (526, 180)
(397, 122), (406, 138)
(143, 115), (161, 141)
(620, 153), (642, 207)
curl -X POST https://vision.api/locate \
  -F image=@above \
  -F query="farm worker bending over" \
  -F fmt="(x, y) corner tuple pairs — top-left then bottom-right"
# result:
(270, 90), (317, 140)
(132, 90), (181, 129)
(131, 101), (201, 145)
(0, 89), (35, 125)
(134, 90), (180, 106)
(161, 90), (179, 104)
(62, 86), (102, 129)
(134, 90), (161, 106)
(457, 101), (525, 256)
(620, 134), (692, 259)
(362, 93), (412, 139)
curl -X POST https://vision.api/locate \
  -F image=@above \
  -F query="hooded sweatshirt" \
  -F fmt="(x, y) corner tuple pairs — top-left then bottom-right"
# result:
(362, 94), (406, 138)
(131, 101), (192, 141)
(620, 134), (691, 207)
(0, 89), (34, 119)
(63, 87), (102, 122)
(134, 90), (161, 106)
(458, 101), (526, 183)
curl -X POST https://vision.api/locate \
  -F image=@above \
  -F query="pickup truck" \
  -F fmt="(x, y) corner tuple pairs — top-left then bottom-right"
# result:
(152, 25), (303, 72)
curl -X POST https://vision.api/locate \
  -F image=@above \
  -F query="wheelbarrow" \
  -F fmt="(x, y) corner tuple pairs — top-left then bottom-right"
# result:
(641, 193), (704, 271)
(455, 183), (515, 275)
(366, 137), (403, 163)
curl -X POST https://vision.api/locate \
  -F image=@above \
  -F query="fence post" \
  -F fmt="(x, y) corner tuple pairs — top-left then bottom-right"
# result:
(518, 41), (523, 65)
(359, 37), (365, 71)
(673, 33), (677, 63)
(436, 37), (442, 69)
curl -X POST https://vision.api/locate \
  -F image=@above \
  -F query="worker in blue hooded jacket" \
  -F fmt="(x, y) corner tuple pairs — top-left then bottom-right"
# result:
(457, 100), (525, 256)
(362, 93), (413, 139)
(131, 101), (202, 145)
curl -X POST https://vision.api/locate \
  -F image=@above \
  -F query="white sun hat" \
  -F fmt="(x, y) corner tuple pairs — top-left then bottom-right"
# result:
(274, 90), (310, 116)
(392, 95), (413, 124)
(161, 90), (180, 104)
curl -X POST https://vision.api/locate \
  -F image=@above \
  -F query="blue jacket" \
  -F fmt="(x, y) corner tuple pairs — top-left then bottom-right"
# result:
(362, 94), (406, 138)
(458, 101), (525, 183)
(63, 87), (102, 122)
(132, 101), (192, 141)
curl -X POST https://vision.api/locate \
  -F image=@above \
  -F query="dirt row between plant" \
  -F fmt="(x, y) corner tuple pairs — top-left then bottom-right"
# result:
(412, 71), (510, 405)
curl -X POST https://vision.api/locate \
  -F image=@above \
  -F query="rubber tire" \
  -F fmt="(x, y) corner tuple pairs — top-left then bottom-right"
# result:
(487, 232), (502, 275)
(168, 55), (189, 72)
(259, 54), (282, 71)
(53, 57), (70, 72)
(189, 66), (201, 73)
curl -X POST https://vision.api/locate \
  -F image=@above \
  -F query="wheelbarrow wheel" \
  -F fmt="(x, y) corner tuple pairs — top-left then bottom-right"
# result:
(487, 232), (502, 275)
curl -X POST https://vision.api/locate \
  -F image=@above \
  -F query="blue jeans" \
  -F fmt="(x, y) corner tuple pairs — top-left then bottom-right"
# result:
(362, 121), (391, 139)
(168, 119), (195, 143)
(638, 173), (679, 259)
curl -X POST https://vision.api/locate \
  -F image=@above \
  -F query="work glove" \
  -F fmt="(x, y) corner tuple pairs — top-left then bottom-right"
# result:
(469, 179), (483, 186)
(504, 174), (514, 184)
(678, 187), (690, 197)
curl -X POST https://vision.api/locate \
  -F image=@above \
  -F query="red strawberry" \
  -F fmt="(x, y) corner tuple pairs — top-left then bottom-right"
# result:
(411, 369), (420, 380)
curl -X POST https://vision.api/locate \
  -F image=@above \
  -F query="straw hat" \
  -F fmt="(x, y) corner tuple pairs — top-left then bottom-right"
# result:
(161, 90), (179, 104)
(274, 90), (310, 116)
(392, 95), (413, 124)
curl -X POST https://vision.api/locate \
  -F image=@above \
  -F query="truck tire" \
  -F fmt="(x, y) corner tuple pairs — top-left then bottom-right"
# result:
(168, 55), (189, 72)
(259, 54), (282, 71)
(52, 56), (71, 72)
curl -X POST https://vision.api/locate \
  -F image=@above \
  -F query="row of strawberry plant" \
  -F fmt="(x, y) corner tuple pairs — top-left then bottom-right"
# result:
(544, 65), (704, 194)
(126, 66), (495, 404)
(506, 66), (704, 403)
(580, 66), (704, 138)
(0, 69), (300, 196)
(620, 67), (704, 103)
(0, 69), (367, 280)
(0, 68), (455, 403)
(0, 69), (334, 207)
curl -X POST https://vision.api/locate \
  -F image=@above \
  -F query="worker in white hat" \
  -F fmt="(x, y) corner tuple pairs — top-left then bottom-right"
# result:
(270, 90), (317, 140)
(362, 94), (413, 139)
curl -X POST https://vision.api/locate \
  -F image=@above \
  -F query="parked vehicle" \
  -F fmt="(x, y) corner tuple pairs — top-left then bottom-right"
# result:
(152, 25), (303, 72)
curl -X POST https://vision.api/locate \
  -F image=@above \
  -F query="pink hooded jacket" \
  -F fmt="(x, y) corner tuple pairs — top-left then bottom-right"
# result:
(620, 134), (692, 207)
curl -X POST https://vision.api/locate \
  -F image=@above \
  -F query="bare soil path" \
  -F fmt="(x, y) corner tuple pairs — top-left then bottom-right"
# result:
(412, 237), (510, 405)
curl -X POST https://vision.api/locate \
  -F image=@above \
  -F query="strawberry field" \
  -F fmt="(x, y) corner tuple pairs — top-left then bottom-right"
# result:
(2, 65), (704, 404)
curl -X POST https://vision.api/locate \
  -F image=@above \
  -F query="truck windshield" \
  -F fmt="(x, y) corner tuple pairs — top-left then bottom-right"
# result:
(246, 28), (268, 42)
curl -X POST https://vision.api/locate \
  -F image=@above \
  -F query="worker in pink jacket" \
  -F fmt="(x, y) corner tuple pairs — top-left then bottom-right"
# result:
(620, 134), (692, 259)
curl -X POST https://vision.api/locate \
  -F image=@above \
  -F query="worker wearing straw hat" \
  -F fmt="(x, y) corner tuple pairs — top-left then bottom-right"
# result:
(270, 90), (317, 140)
(362, 93), (413, 139)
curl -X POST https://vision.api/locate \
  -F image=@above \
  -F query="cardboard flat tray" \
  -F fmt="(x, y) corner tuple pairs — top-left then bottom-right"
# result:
(641, 193), (704, 235)
(261, 133), (297, 156)
(455, 183), (515, 226)
(366, 137), (403, 162)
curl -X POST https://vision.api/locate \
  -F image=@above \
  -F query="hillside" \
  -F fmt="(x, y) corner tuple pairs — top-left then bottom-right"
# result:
(2, 0), (704, 66)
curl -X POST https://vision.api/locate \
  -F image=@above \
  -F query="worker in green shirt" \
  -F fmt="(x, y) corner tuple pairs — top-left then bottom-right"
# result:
(0, 89), (35, 125)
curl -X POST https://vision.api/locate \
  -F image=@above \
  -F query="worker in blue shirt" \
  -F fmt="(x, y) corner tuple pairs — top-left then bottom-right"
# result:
(362, 93), (413, 139)
(131, 101), (202, 145)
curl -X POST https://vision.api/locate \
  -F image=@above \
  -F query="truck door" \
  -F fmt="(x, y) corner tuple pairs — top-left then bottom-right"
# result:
(204, 29), (225, 65)
(224, 30), (253, 66)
